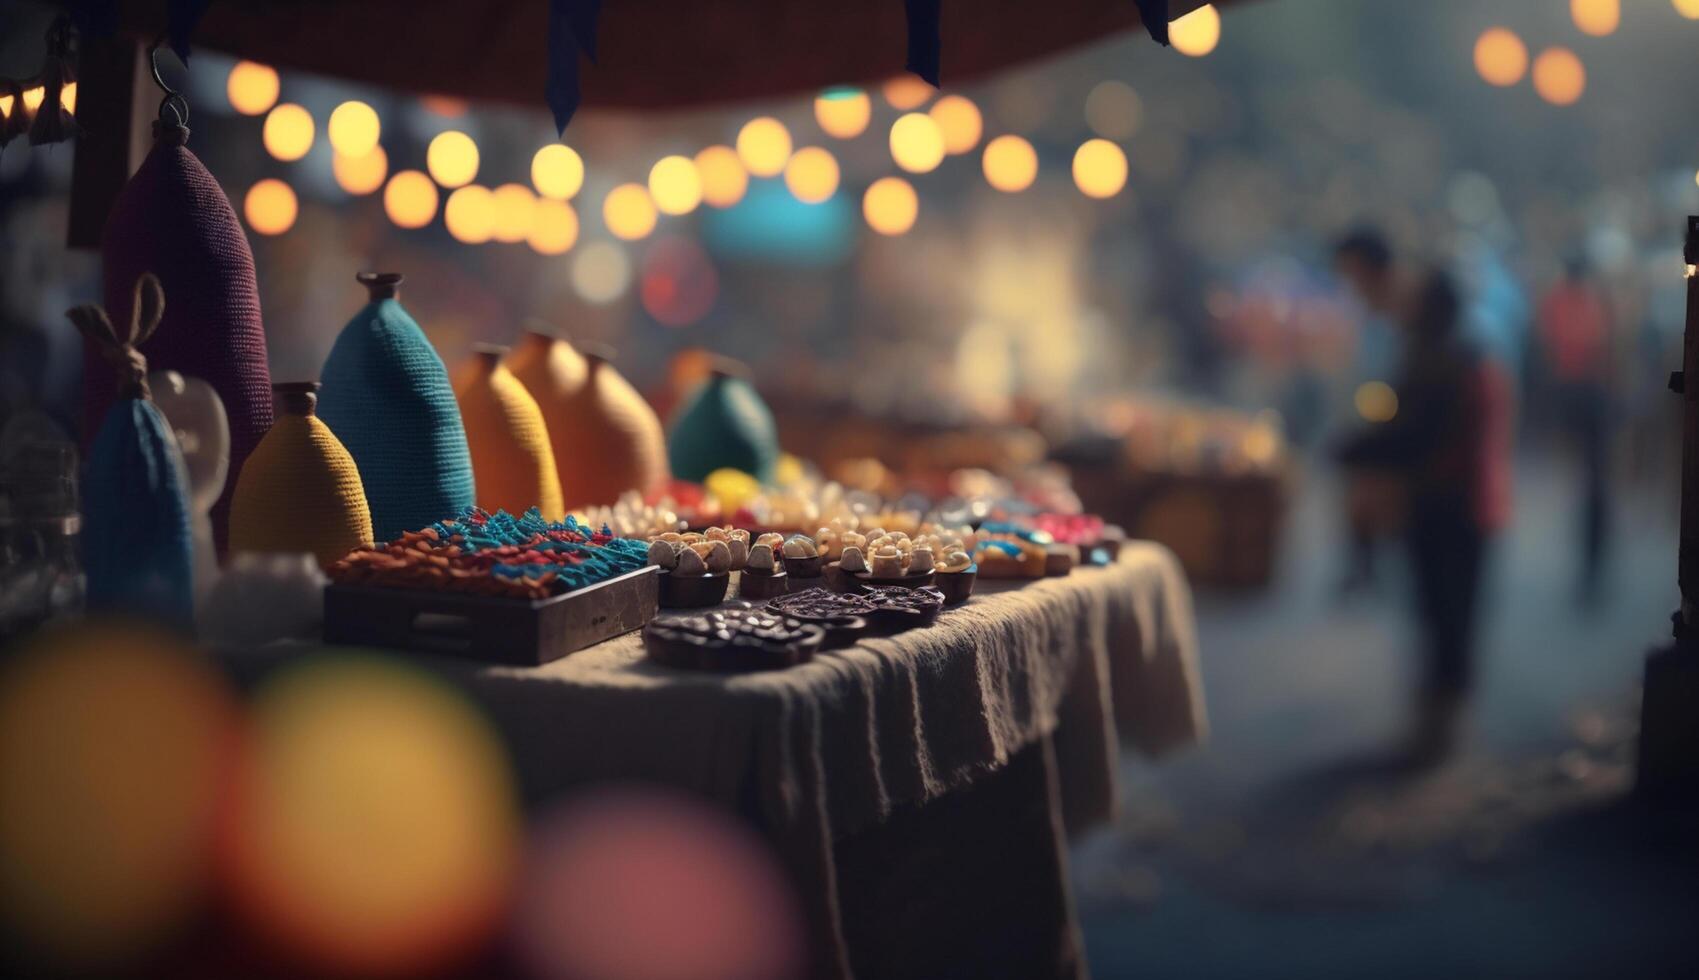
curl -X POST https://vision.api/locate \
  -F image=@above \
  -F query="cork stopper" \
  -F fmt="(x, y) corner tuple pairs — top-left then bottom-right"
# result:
(357, 271), (404, 301)
(578, 340), (617, 365)
(273, 381), (322, 417)
(708, 354), (751, 381)
(471, 342), (509, 366)
(151, 120), (190, 146)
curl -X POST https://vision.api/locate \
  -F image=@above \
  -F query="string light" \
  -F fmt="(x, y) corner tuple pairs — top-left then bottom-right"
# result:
(929, 95), (983, 155)
(695, 145), (748, 208)
(1570, 0), (1619, 37)
(815, 87), (871, 139)
(982, 135), (1038, 192)
(573, 242), (633, 303)
(427, 131), (479, 188)
(736, 117), (792, 178)
(532, 144), (584, 200)
(21, 86), (44, 112)
(889, 112), (945, 174)
(1533, 47), (1586, 105)
(784, 147), (840, 203)
(384, 170), (439, 229)
(226, 61), (279, 116)
(1355, 381), (1398, 423)
(604, 183), (658, 241)
(244, 179), (297, 236)
(1677, 0), (1699, 19)
(528, 200), (579, 255)
(1085, 80), (1142, 140)
(1474, 28), (1528, 87)
(1170, 4), (1221, 57)
(444, 185), (496, 244)
(262, 103), (313, 161)
(60, 82), (76, 114)
(1072, 139), (1128, 198)
(863, 177), (918, 236)
(648, 155), (703, 216)
(333, 145), (388, 196)
(491, 183), (537, 243)
(327, 101), (380, 158)
(882, 76), (933, 111)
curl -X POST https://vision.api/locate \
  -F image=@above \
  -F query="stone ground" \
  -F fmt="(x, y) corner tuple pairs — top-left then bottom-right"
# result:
(1073, 455), (1699, 978)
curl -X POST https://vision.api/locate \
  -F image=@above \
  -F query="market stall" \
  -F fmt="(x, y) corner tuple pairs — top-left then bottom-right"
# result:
(0, 2), (1224, 977)
(234, 545), (1201, 979)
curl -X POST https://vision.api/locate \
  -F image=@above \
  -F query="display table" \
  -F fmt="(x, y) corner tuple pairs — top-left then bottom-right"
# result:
(246, 542), (1204, 979)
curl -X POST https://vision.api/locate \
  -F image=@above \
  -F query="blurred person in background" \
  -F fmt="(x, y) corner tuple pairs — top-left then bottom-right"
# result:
(1536, 256), (1614, 603)
(1330, 229), (1403, 595)
(1334, 268), (1512, 763)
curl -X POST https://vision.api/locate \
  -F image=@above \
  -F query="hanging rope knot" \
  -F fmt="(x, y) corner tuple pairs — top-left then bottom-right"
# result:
(66, 273), (166, 402)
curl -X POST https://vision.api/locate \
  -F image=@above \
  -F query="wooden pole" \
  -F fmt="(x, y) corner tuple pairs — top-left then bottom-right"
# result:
(1680, 216), (1699, 627)
(1636, 215), (1699, 801)
(66, 35), (151, 251)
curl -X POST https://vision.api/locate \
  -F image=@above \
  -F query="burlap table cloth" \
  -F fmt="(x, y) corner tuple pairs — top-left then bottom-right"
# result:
(262, 542), (1204, 979)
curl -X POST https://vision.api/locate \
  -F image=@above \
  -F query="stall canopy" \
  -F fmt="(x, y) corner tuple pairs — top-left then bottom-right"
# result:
(102, 0), (1222, 127)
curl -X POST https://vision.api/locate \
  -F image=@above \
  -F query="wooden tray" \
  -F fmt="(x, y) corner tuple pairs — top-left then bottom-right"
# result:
(323, 565), (660, 666)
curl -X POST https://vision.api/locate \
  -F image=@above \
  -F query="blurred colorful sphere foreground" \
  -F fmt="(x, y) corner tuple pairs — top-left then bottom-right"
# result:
(223, 654), (519, 977)
(0, 622), (238, 969)
(513, 786), (806, 980)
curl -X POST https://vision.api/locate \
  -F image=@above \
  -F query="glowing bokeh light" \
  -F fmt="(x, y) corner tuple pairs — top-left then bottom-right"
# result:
(1170, 4), (1221, 57)
(528, 199), (580, 255)
(0, 92), (11, 120)
(641, 236), (720, 327)
(1473, 28), (1528, 87)
(928, 95), (983, 155)
(695, 145), (749, 208)
(512, 788), (806, 980)
(1571, 0), (1619, 37)
(327, 100), (380, 157)
(261, 103), (314, 162)
(226, 61), (279, 115)
(333, 145), (388, 196)
(1678, 0), (1699, 19)
(649, 155), (704, 216)
(384, 170), (439, 229)
(0, 624), (237, 969)
(863, 176), (918, 236)
(61, 81), (77, 114)
(1533, 47), (1586, 105)
(244, 179), (298, 235)
(882, 75), (934, 110)
(604, 183), (659, 241)
(889, 112), (945, 174)
(736, 117), (792, 178)
(982, 135), (1038, 192)
(427, 130), (479, 188)
(1355, 381), (1398, 422)
(783, 146), (840, 203)
(224, 656), (519, 977)
(444, 184), (497, 244)
(1085, 80), (1143, 140)
(1072, 139), (1129, 198)
(491, 183), (538, 243)
(573, 242), (633, 303)
(532, 143), (585, 200)
(21, 86), (44, 112)
(814, 87), (871, 139)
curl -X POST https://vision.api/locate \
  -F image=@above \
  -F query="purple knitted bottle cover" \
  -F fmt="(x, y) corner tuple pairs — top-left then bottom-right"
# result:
(95, 122), (272, 556)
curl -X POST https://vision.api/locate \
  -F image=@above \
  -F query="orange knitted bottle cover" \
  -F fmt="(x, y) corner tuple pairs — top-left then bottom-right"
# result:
(453, 344), (566, 521)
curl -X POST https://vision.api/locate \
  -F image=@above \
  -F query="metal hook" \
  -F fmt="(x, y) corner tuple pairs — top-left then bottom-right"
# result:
(148, 40), (189, 127)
